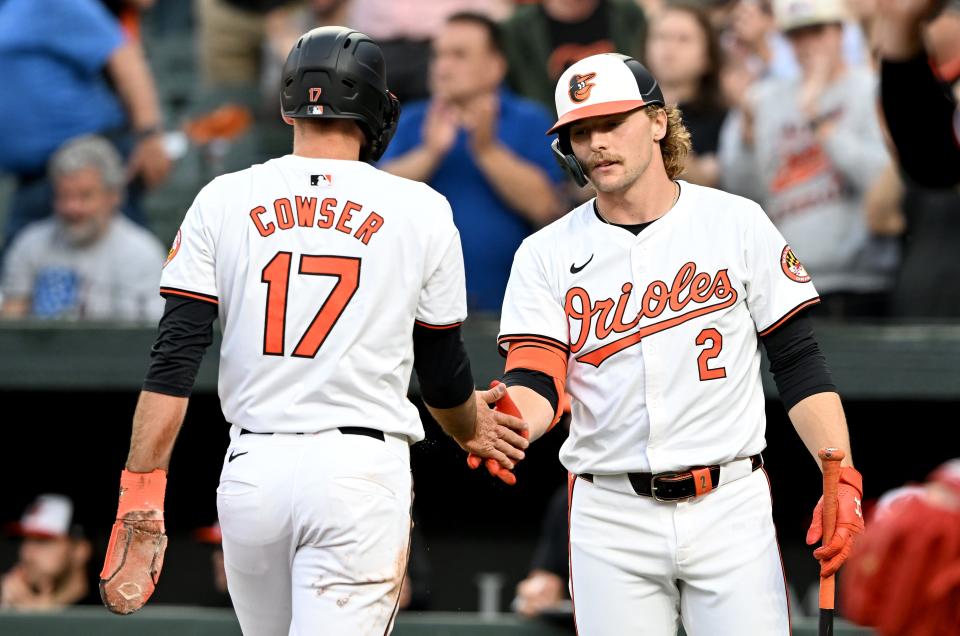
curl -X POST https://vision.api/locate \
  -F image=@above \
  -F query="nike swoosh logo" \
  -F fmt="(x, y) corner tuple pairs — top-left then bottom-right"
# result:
(570, 254), (594, 274)
(228, 450), (248, 463)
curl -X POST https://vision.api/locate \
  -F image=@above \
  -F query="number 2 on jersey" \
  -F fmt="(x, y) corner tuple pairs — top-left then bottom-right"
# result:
(696, 328), (726, 381)
(261, 252), (361, 358)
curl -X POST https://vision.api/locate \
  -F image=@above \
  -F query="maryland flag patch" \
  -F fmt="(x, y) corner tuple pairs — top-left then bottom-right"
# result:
(164, 230), (181, 268)
(781, 245), (810, 283)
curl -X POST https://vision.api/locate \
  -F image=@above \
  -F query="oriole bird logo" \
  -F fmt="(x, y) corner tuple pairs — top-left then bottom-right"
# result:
(568, 72), (597, 103)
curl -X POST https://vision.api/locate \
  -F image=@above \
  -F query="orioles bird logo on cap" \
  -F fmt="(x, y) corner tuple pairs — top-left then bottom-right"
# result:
(568, 72), (597, 103)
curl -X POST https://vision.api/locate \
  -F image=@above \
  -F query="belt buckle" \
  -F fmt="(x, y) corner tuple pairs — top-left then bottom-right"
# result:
(650, 473), (695, 502)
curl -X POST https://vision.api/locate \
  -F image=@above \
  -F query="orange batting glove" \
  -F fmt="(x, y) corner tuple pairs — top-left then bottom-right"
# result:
(806, 466), (865, 577)
(468, 382), (527, 485)
(100, 469), (169, 614)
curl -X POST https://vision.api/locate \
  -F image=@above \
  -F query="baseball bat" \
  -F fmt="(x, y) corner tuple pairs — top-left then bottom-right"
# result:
(818, 447), (844, 636)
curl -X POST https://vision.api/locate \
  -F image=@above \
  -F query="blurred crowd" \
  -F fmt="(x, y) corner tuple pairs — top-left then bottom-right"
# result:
(0, 0), (958, 321)
(1, 0), (959, 629)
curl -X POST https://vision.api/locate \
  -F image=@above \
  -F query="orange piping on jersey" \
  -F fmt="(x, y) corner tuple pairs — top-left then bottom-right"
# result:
(497, 334), (569, 356)
(160, 287), (219, 305)
(505, 341), (568, 429)
(567, 472), (581, 636)
(757, 298), (821, 337)
(414, 320), (463, 330)
(576, 288), (738, 367)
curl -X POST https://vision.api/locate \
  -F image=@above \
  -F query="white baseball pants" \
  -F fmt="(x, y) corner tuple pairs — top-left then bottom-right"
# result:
(569, 468), (791, 635)
(216, 425), (412, 636)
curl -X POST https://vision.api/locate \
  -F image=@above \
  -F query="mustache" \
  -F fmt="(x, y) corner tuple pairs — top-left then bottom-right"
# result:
(586, 154), (622, 171)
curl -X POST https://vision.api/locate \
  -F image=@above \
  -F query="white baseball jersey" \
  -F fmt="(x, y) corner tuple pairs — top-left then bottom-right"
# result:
(160, 155), (466, 440)
(499, 181), (819, 474)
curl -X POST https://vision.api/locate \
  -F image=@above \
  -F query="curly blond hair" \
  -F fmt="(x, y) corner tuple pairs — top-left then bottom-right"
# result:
(646, 105), (692, 180)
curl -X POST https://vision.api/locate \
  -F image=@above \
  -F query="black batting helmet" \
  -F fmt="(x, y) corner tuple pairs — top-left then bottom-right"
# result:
(281, 26), (400, 162)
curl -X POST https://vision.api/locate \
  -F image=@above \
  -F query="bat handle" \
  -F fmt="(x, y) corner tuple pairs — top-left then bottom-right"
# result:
(818, 447), (844, 636)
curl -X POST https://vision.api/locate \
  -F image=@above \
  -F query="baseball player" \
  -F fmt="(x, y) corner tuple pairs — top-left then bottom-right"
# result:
(97, 26), (529, 635)
(491, 53), (865, 634)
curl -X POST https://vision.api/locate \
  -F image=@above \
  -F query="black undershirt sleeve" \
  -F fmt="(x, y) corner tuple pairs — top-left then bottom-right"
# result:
(760, 311), (836, 411)
(143, 294), (218, 397)
(500, 368), (560, 414)
(413, 323), (475, 409)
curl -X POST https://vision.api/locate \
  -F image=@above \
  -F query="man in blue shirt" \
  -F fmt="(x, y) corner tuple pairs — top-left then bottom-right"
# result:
(380, 12), (564, 312)
(0, 0), (170, 250)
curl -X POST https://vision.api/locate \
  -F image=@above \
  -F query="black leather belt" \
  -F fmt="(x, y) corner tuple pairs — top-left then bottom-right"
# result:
(239, 427), (385, 442)
(580, 454), (763, 501)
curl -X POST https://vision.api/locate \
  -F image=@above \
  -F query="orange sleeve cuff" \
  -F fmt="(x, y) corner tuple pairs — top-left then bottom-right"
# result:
(117, 469), (167, 518)
(505, 342), (568, 431)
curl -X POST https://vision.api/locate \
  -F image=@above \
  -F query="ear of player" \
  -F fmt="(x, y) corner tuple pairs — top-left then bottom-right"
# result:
(806, 462), (865, 577)
(467, 382), (529, 485)
(100, 469), (168, 615)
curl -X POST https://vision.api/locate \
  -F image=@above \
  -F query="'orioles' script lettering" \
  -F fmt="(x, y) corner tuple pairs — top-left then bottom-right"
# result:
(565, 262), (738, 367)
(249, 197), (384, 245)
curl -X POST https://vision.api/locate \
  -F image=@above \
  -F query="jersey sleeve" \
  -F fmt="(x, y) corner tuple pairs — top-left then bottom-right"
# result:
(416, 198), (467, 328)
(498, 238), (570, 356)
(159, 186), (219, 305)
(743, 203), (820, 336)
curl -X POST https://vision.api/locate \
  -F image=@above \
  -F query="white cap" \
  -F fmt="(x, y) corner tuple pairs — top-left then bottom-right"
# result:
(15, 494), (74, 539)
(547, 53), (663, 135)
(774, 0), (848, 32)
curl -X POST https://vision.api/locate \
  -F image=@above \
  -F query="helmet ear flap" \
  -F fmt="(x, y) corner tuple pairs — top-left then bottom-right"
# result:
(364, 91), (401, 162)
(551, 136), (588, 188)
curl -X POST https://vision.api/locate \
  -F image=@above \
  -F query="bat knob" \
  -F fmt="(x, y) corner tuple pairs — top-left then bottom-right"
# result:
(818, 448), (845, 462)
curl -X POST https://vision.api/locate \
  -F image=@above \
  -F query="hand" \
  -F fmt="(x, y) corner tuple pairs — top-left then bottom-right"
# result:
(455, 383), (529, 473)
(515, 570), (565, 617)
(798, 51), (835, 119)
(0, 566), (56, 610)
(100, 469), (168, 615)
(806, 466), (865, 577)
(467, 382), (528, 485)
(127, 133), (172, 190)
(460, 94), (499, 154)
(423, 100), (458, 158)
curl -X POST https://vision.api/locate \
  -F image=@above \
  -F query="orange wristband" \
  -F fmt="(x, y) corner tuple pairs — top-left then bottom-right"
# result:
(116, 469), (167, 518)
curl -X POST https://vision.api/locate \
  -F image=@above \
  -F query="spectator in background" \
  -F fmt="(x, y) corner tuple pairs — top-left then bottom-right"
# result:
(720, 0), (897, 318)
(514, 485), (568, 618)
(865, 1), (960, 317)
(0, 136), (166, 322)
(261, 0), (353, 105)
(0, 0), (171, 249)
(645, 3), (727, 186)
(196, 0), (299, 87)
(347, 0), (512, 103)
(0, 495), (97, 609)
(501, 0), (647, 110)
(380, 13), (563, 312)
(875, 0), (960, 188)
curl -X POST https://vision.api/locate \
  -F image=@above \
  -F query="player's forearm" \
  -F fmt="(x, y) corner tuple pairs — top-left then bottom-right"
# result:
(380, 147), (443, 183)
(107, 39), (163, 132)
(426, 394), (477, 444)
(473, 144), (560, 225)
(506, 386), (553, 442)
(788, 391), (854, 469)
(125, 390), (189, 472)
